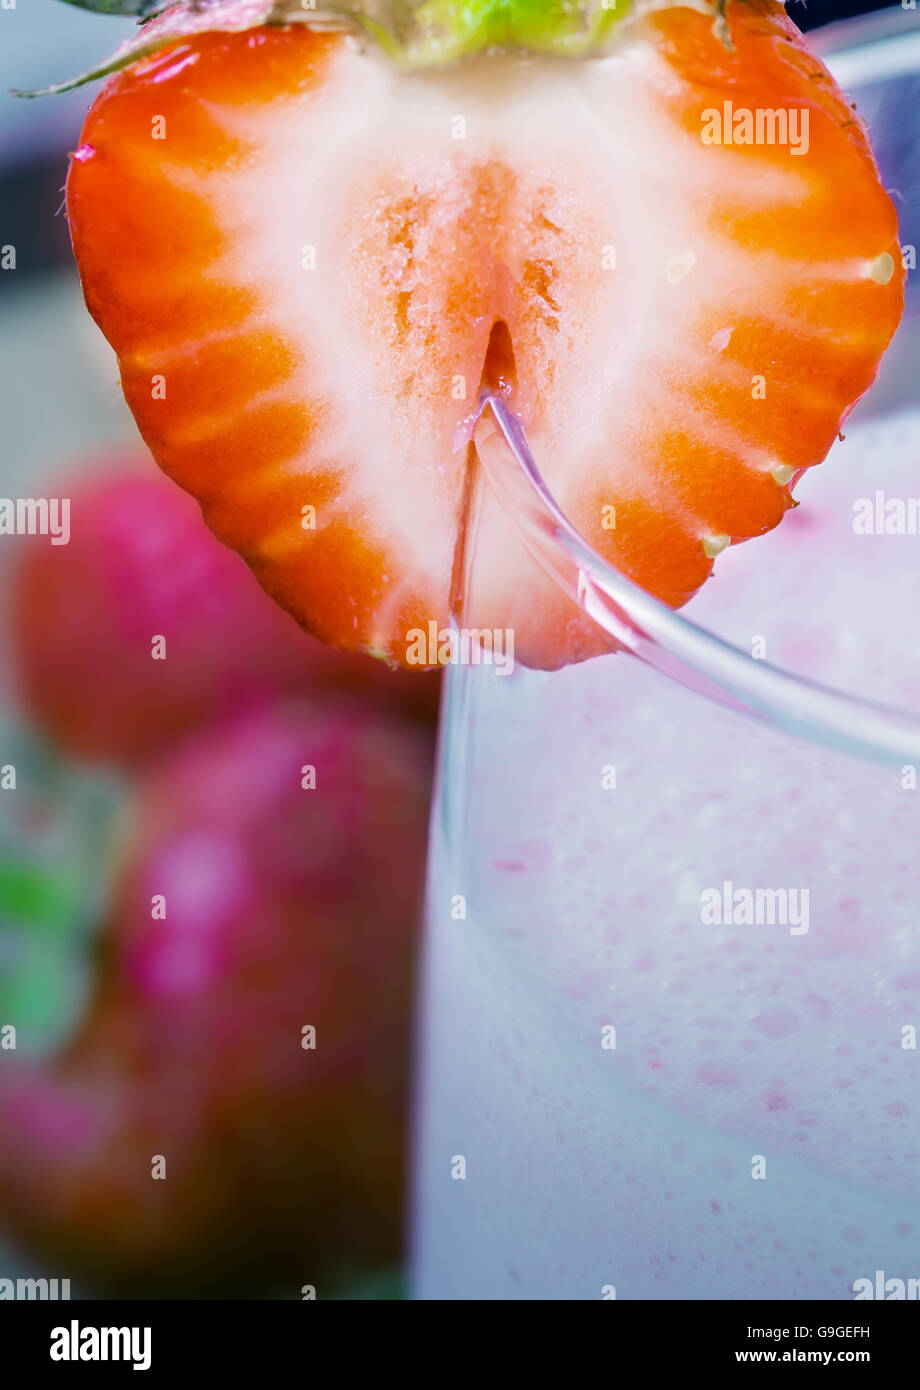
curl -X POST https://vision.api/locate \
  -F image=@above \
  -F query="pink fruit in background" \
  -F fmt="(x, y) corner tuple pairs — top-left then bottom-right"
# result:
(0, 697), (432, 1294)
(12, 461), (439, 764)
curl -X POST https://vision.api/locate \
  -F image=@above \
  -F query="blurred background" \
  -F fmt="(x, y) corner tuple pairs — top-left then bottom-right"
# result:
(0, 0), (915, 1298)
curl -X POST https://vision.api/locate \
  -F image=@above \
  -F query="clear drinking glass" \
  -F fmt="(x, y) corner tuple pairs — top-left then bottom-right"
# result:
(412, 10), (920, 1301)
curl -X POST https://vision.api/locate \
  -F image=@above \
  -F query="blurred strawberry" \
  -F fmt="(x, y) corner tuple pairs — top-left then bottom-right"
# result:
(0, 697), (431, 1294)
(12, 461), (439, 764)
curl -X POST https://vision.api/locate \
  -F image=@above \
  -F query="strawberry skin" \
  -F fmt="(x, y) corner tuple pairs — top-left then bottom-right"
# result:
(66, 4), (904, 669)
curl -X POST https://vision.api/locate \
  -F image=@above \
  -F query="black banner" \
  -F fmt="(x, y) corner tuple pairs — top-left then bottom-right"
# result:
(1, 1298), (916, 1376)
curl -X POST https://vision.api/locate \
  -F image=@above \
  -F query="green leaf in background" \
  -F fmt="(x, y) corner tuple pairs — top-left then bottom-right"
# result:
(0, 858), (83, 934)
(0, 859), (93, 1052)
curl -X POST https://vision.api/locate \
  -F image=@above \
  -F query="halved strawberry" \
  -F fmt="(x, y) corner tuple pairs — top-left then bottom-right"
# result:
(62, 0), (904, 669)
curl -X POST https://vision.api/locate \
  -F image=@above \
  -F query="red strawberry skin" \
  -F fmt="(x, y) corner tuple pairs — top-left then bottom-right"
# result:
(13, 461), (438, 763)
(65, 7), (904, 670)
(0, 698), (431, 1293)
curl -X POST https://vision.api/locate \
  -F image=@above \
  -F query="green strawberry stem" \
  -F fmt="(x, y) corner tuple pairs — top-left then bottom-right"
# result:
(359, 0), (627, 66)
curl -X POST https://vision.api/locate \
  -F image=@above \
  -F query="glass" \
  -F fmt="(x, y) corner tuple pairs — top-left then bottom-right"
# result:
(412, 10), (920, 1301)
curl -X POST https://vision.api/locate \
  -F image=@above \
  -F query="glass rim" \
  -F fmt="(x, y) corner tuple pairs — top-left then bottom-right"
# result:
(471, 9), (920, 772)
(479, 380), (920, 769)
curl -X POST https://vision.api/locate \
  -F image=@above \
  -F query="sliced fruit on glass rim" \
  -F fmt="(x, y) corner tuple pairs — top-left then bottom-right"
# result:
(56, 0), (904, 669)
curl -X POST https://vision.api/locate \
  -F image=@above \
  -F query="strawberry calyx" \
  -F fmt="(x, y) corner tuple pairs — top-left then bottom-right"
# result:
(14, 0), (738, 95)
(356, 0), (627, 67)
